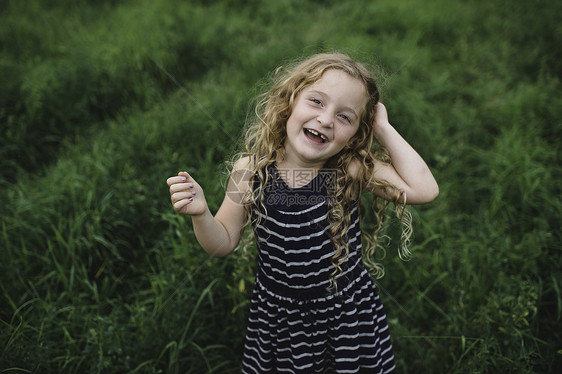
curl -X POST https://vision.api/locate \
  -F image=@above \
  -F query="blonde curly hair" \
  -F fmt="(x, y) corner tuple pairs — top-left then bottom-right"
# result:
(233, 52), (412, 284)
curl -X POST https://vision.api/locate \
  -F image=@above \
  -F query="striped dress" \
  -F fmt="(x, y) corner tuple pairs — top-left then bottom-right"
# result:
(241, 165), (396, 374)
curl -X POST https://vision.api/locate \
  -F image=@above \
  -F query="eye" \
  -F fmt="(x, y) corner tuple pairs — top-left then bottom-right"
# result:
(338, 113), (352, 123)
(309, 98), (322, 105)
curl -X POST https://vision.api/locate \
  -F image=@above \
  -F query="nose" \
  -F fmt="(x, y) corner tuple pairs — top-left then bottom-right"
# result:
(316, 111), (334, 128)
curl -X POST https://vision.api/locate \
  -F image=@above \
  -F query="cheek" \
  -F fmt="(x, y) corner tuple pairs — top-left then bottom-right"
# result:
(285, 115), (300, 138)
(346, 125), (361, 141)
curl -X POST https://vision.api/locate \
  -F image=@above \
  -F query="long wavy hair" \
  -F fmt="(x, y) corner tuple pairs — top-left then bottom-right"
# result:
(232, 52), (412, 285)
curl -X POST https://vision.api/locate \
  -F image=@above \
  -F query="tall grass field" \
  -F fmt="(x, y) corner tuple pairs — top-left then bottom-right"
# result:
(1, 0), (561, 372)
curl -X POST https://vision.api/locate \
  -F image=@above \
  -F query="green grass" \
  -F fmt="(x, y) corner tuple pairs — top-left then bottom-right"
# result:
(1, 0), (561, 372)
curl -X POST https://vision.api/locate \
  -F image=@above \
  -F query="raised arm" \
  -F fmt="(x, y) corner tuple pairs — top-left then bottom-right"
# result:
(167, 157), (252, 257)
(368, 103), (439, 205)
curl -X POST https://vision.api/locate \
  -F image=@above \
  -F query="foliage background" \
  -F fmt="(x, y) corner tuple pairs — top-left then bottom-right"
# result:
(1, 0), (561, 372)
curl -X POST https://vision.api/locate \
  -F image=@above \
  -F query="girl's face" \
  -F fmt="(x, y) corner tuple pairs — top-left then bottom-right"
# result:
(283, 69), (368, 168)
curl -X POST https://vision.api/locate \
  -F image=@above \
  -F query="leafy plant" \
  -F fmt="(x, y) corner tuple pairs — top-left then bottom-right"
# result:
(1, 0), (560, 372)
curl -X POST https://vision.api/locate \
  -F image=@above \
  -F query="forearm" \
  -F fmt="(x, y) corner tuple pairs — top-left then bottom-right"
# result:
(168, 170), (246, 256)
(375, 121), (439, 203)
(191, 209), (237, 258)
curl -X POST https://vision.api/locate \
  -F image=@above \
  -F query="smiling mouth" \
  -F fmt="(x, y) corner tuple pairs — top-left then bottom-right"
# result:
(304, 128), (328, 144)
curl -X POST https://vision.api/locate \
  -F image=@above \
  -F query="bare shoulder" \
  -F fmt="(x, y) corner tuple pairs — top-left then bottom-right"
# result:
(348, 157), (388, 188)
(227, 156), (253, 203)
(232, 155), (252, 172)
(348, 158), (365, 182)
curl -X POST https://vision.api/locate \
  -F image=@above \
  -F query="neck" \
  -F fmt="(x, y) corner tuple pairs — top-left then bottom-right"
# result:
(275, 158), (323, 189)
(278, 150), (326, 171)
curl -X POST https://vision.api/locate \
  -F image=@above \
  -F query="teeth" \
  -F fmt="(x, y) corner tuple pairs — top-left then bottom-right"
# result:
(306, 129), (327, 141)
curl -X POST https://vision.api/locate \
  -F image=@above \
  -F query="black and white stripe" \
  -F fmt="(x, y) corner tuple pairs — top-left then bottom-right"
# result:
(242, 165), (395, 373)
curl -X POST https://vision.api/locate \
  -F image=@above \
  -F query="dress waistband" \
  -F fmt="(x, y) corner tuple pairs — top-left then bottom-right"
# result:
(255, 264), (368, 302)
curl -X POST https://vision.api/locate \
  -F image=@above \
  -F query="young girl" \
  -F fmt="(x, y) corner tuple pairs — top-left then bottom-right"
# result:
(167, 53), (438, 373)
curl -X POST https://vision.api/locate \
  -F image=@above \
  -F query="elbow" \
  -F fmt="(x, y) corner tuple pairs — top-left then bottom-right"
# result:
(210, 252), (230, 259)
(203, 237), (238, 258)
(426, 178), (440, 203)
(205, 245), (235, 258)
(407, 180), (439, 205)
(429, 183), (439, 202)
(421, 171), (439, 203)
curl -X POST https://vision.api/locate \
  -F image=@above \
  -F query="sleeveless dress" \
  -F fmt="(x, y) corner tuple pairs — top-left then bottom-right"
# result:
(241, 165), (396, 374)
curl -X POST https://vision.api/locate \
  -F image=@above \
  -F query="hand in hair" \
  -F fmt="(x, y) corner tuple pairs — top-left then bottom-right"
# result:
(370, 103), (439, 204)
(373, 102), (392, 130)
